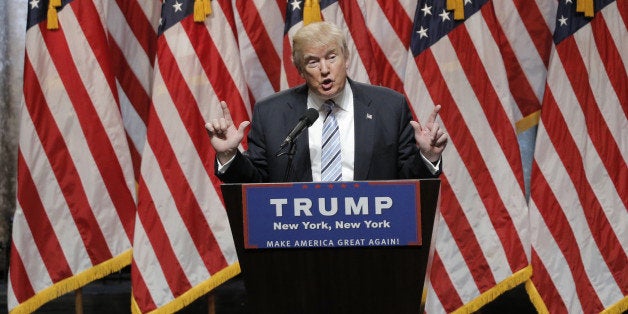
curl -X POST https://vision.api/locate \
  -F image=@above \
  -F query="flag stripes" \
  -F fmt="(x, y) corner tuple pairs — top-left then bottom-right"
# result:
(529, 249), (568, 312)
(334, 0), (381, 84)
(551, 6), (626, 290)
(7, 240), (35, 305)
(530, 0), (627, 312)
(148, 51), (229, 275)
(20, 58), (112, 264)
(112, 0), (159, 58)
(107, 0), (160, 178)
(41, 15), (135, 244)
(492, 0), (552, 122)
(35, 19), (121, 260)
(131, 0), (245, 311)
(234, 0), (284, 100)
(9, 0), (136, 312)
(428, 252), (463, 309)
(531, 158), (604, 312)
(375, 0), (414, 48)
(347, 0), (407, 92)
(15, 150), (73, 282)
(110, 37), (149, 178)
(406, 1), (532, 312)
(10, 0), (627, 313)
(438, 176), (497, 290)
(179, 21), (250, 122)
(365, 0), (415, 90)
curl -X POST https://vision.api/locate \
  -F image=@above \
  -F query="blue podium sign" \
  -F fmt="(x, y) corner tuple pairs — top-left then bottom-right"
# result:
(241, 180), (421, 249)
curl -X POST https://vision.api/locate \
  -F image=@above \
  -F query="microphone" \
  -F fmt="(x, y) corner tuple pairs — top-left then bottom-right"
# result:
(280, 108), (319, 149)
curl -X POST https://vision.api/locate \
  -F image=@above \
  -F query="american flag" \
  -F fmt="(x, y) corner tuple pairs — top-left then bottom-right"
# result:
(8, 0), (137, 312)
(107, 0), (161, 179)
(529, 0), (627, 312)
(234, 0), (286, 103)
(11, 0), (626, 312)
(130, 0), (248, 312)
(404, 0), (547, 312)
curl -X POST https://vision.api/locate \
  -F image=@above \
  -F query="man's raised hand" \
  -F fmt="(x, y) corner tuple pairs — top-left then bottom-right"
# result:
(205, 101), (250, 164)
(409, 105), (448, 163)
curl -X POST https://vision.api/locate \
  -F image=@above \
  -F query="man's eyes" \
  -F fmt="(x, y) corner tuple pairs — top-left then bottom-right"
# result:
(306, 60), (320, 68)
(305, 55), (337, 68)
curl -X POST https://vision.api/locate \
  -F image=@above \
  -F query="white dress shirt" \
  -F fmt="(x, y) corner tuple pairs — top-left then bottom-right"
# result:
(307, 84), (355, 181)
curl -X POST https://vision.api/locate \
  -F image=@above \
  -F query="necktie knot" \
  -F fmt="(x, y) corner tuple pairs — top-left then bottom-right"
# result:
(323, 100), (336, 122)
(323, 100), (335, 114)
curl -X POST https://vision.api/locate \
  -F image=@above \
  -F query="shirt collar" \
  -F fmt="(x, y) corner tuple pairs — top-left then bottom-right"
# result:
(308, 80), (352, 112)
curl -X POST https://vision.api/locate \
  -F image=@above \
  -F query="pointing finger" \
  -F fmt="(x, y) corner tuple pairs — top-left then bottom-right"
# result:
(427, 105), (442, 125)
(220, 101), (232, 121)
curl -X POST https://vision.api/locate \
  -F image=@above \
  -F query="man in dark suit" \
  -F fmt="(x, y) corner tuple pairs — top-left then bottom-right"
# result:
(206, 21), (447, 183)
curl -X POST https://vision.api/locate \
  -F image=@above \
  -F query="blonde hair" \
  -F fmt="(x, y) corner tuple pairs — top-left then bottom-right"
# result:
(292, 21), (349, 73)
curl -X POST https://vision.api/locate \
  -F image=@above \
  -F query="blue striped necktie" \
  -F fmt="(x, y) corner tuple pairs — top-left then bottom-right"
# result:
(321, 100), (342, 181)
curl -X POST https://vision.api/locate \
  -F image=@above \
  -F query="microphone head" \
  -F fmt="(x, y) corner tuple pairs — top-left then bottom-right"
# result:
(302, 108), (320, 127)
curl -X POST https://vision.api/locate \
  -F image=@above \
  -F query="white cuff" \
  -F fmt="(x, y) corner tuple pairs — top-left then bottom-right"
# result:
(420, 152), (441, 175)
(216, 154), (237, 174)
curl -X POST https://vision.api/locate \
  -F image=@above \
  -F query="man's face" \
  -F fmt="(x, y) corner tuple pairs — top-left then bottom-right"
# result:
(299, 44), (348, 100)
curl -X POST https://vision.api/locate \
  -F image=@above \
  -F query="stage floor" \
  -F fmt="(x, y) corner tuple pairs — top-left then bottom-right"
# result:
(0, 269), (247, 314)
(0, 270), (536, 313)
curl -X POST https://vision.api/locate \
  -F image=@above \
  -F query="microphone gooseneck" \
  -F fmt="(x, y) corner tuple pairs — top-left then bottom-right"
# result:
(278, 107), (320, 181)
(279, 108), (320, 149)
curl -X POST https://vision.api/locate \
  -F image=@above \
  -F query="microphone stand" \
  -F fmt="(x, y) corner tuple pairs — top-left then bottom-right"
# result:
(276, 140), (297, 182)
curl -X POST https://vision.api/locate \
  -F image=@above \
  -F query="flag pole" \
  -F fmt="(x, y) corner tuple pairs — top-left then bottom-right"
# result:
(75, 288), (84, 314)
(208, 294), (215, 314)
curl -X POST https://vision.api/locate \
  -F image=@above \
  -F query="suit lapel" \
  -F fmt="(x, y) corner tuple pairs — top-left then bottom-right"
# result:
(351, 82), (375, 180)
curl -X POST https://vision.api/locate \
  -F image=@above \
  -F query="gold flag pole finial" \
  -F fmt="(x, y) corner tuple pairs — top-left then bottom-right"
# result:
(194, 0), (212, 22)
(303, 0), (322, 25)
(203, 0), (212, 16)
(446, 0), (466, 21)
(47, 0), (62, 30)
(576, 0), (594, 17)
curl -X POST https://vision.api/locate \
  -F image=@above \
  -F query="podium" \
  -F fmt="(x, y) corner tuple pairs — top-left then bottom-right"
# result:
(221, 179), (440, 314)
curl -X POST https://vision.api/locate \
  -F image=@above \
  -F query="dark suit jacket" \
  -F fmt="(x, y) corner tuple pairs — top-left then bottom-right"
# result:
(216, 79), (440, 183)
